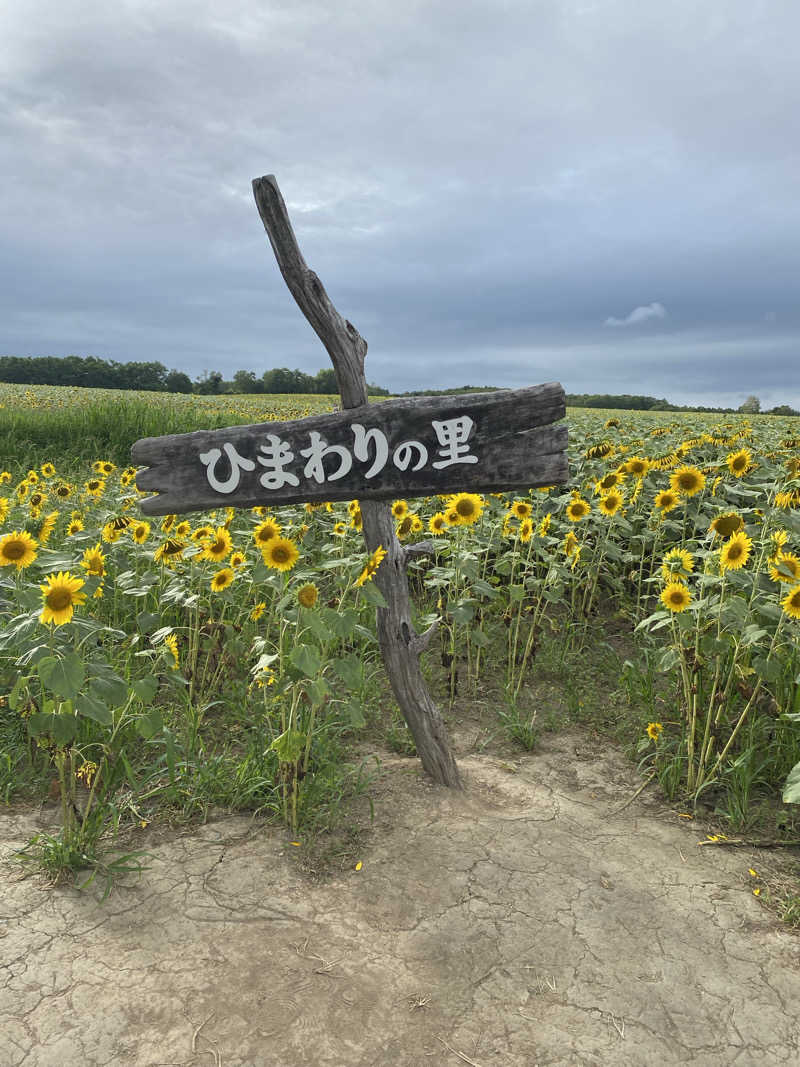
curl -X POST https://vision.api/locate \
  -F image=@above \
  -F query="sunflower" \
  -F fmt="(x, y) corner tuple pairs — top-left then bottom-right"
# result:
(67, 518), (84, 536)
(0, 530), (38, 569)
(447, 493), (484, 526)
(297, 582), (319, 608)
(355, 545), (387, 587)
(92, 460), (116, 476)
(28, 490), (47, 510)
(720, 531), (752, 572)
(84, 478), (106, 497)
(563, 530), (579, 557)
(391, 500), (409, 520)
(768, 552), (800, 585)
(661, 582), (691, 613)
(661, 548), (694, 583)
(332, 521), (347, 537)
(130, 521), (151, 543)
(625, 456), (650, 478)
(39, 571), (87, 626)
(519, 518), (534, 543)
(654, 488), (679, 513)
(210, 567), (234, 592)
(709, 512), (744, 539)
(164, 633), (180, 669)
(726, 449), (752, 477)
(160, 514), (176, 532)
(54, 482), (73, 499)
(445, 508), (461, 526)
(174, 521), (191, 539)
(429, 512), (448, 535)
(782, 585), (800, 620)
(253, 519), (281, 548)
(154, 538), (186, 564)
(670, 466), (706, 497)
(598, 490), (624, 517)
(230, 551), (246, 568)
(101, 521), (123, 544)
(200, 527), (233, 562)
(646, 722), (663, 741)
(347, 499), (361, 516)
(0, 471), (10, 484)
(262, 536), (299, 572)
(0, 497), (9, 522)
(538, 513), (552, 536)
(250, 601), (266, 622)
(350, 507), (363, 531)
(26, 470), (39, 484)
(511, 499), (533, 520)
(566, 497), (591, 522)
(38, 511), (59, 544)
(595, 470), (625, 494)
(81, 544), (106, 578)
(191, 525), (213, 543)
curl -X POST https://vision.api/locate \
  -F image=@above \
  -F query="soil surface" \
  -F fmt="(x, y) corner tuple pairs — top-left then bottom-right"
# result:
(2, 729), (800, 1066)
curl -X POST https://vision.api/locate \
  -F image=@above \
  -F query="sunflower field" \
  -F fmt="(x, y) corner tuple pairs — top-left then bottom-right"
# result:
(1, 383), (800, 888)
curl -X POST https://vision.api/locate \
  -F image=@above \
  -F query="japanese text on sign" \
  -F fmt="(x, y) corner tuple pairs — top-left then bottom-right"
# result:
(198, 416), (478, 496)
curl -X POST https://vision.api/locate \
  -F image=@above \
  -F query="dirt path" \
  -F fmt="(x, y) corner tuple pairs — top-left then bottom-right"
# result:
(2, 730), (800, 1066)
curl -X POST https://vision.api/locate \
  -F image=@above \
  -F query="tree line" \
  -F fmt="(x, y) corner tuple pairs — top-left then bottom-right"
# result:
(0, 356), (389, 397)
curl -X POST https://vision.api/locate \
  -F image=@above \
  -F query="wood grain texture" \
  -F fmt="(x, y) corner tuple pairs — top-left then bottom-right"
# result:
(132, 384), (568, 516)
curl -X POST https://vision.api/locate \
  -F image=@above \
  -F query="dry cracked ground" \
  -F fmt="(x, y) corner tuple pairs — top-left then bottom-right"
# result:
(2, 729), (800, 1066)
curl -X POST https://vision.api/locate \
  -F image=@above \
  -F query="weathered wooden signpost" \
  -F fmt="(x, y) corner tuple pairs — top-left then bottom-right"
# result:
(133, 174), (568, 789)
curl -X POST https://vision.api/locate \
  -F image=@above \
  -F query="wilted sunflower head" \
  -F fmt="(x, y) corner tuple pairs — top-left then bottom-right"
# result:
(297, 582), (319, 609)
(709, 512), (744, 539)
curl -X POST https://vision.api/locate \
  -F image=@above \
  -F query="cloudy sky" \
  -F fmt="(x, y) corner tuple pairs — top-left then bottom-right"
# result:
(2, 0), (798, 409)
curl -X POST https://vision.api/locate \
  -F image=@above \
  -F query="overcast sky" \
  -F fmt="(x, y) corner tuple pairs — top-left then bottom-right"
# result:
(2, 0), (799, 409)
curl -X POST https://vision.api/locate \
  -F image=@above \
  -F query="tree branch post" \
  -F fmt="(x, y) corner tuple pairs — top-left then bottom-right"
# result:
(252, 174), (462, 787)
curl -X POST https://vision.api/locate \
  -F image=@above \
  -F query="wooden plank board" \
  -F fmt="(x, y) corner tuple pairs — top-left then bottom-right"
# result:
(131, 381), (568, 516)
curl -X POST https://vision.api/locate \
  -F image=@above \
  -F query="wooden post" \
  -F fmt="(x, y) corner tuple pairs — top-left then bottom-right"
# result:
(251, 175), (463, 786)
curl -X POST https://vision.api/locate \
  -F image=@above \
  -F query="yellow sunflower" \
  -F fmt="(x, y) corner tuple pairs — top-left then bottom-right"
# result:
(253, 518), (281, 547)
(447, 492), (484, 526)
(661, 582), (691, 613)
(81, 543), (106, 578)
(0, 530), (38, 569)
(646, 722), (663, 741)
(670, 466), (706, 497)
(720, 531), (752, 572)
(709, 512), (744, 539)
(355, 544), (387, 587)
(538, 513), (552, 536)
(429, 512), (448, 535)
(200, 527), (233, 562)
(210, 567), (234, 592)
(84, 478), (106, 497)
(332, 521), (347, 537)
(38, 511), (59, 544)
(563, 530), (579, 557)
(0, 496), (9, 522)
(230, 551), (246, 568)
(726, 449), (752, 477)
(661, 548), (694, 583)
(54, 482), (73, 499)
(391, 500), (409, 520)
(768, 552), (800, 585)
(39, 571), (87, 626)
(154, 538), (186, 565)
(297, 582), (319, 608)
(781, 585), (800, 620)
(40, 463), (56, 478)
(164, 633), (180, 669)
(625, 456), (651, 478)
(598, 490), (624, 517)
(519, 518), (534, 543)
(566, 498), (591, 522)
(130, 521), (151, 544)
(262, 537), (299, 572)
(67, 518), (84, 536)
(250, 602), (266, 622)
(511, 499), (533, 520)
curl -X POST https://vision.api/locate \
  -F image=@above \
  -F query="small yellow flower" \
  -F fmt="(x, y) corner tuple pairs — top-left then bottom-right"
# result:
(646, 722), (663, 741)
(81, 544), (106, 578)
(355, 545), (387, 587)
(164, 633), (180, 669)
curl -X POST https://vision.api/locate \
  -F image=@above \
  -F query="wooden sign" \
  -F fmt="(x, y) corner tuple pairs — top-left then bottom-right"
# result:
(132, 381), (567, 516)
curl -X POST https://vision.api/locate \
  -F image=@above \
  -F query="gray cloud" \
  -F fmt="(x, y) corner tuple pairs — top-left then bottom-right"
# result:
(1, 0), (799, 410)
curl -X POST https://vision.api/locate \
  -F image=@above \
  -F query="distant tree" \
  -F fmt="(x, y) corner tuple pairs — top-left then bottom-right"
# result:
(194, 370), (224, 395)
(738, 395), (761, 414)
(767, 404), (800, 417)
(313, 367), (339, 394)
(232, 369), (264, 393)
(165, 370), (193, 393)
